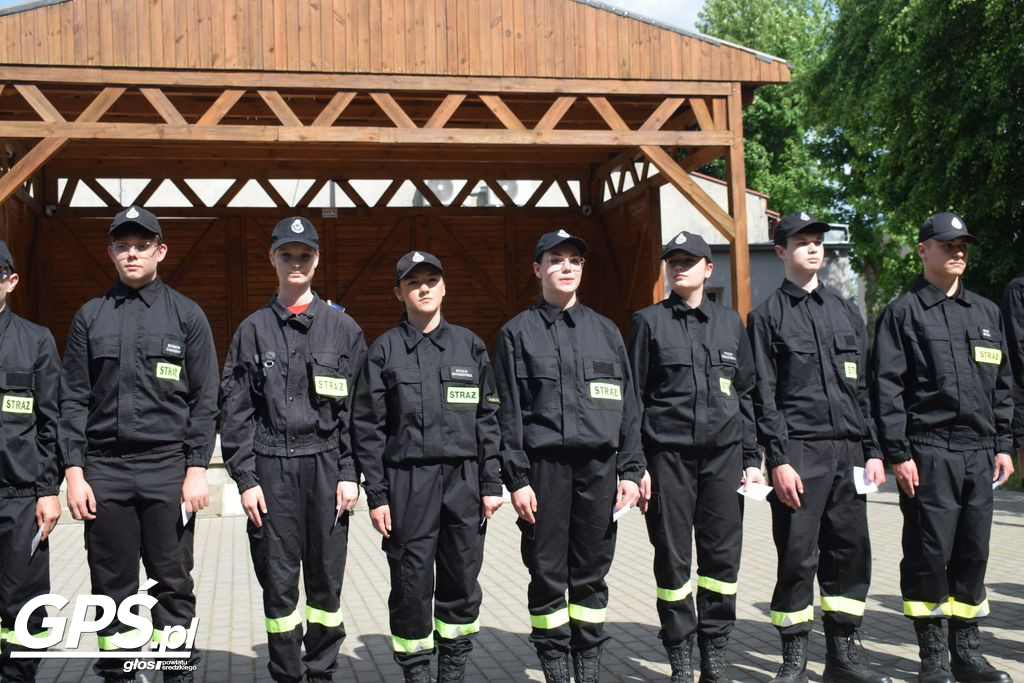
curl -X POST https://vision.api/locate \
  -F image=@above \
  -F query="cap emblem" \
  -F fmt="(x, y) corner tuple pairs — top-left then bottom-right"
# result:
(290, 219), (304, 233)
(951, 217), (963, 230)
(800, 212), (810, 221)
(556, 229), (570, 238)
(412, 251), (425, 263)
(126, 206), (139, 219)
(675, 233), (686, 244)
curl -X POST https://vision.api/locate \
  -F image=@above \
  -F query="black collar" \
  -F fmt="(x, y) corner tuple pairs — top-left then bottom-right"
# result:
(398, 315), (448, 352)
(666, 290), (710, 320)
(113, 276), (164, 306)
(270, 294), (322, 330)
(912, 275), (970, 308)
(780, 278), (825, 303)
(535, 297), (578, 326)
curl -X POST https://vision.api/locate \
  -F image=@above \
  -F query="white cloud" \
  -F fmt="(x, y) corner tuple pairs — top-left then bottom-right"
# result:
(602, 0), (705, 32)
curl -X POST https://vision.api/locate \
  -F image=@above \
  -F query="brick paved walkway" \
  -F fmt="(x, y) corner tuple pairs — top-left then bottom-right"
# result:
(33, 489), (1024, 682)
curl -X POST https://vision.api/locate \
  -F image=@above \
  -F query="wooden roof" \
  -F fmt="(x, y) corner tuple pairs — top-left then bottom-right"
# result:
(0, 0), (790, 85)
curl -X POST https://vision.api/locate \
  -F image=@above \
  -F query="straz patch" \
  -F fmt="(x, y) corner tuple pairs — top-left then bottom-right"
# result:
(2, 395), (33, 414)
(589, 382), (622, 400)
(156, 362), (182, 381)
(446, 386), (480, 404)
(314, 376), (349, 398)
(719, 378), (732, 396)
(844, 362), (858, 379)
(974, 346), (1002, 365)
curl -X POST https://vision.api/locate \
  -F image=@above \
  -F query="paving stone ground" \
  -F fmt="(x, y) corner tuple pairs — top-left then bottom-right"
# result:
(32, 488), (1024, 682)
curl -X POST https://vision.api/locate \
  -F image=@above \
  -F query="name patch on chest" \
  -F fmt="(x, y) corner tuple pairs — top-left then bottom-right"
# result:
(974, 346), (1002, 365)
(449, 367), (475, 381)
(156, 362), (182, 381)
(844, 362), (858, 379)
(1, 395), (33, 414)
(163, 342), (183, 357)
(314, 376), (349, 398)
(720, 350), (737, 364)
(589, 382), (622, 400)
(446, 386), (480, 404)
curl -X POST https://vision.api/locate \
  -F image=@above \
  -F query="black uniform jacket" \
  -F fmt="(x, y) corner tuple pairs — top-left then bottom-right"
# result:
(351, 317), (502, 509)
(220, 295), (366, 493)
(628, 292), (759, 467)
(748, 280), (880, 469)
(494, 299), (644, 491)
(59, 277), (219, 469)
(873, 276), (1013, 462)
(0, 306), (61, 498)
(1000, 273), (1024, 450)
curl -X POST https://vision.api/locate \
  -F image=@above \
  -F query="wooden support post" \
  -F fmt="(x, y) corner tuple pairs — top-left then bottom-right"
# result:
(726, 84), (751, 318)
(639, 145), (734, 239)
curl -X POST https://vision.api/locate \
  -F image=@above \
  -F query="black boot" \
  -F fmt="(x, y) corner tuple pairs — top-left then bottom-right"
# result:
(697, 634), (728, 682)
(948, 621), (1012, 683)
(402, 661), (432, 683)
(538, 649), (570, 683)
(822, 621), (891, 683)
(436, 651), (468, 683)
(914, 619), (954, 683)
(666, 635), (695, 682)
(571, 646), (602, 683)
(769, 633), (809, 683)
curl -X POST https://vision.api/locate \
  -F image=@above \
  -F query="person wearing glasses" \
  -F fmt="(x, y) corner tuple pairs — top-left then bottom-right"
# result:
(627, 231), (762, 682)
(0, 241), (61, 683)
(59, 206), (219, 683)
(493, 229), (644, 683)
(351, 251), (503, 683)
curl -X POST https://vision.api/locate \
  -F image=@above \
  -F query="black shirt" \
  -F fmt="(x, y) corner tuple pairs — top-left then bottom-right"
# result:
(628, 292), (759, 466)
(493, 299), (644, 491)
(0, 306), (61, 498)
(351, 317), (502, 509)
(873, 275), (1013, 461)
(59, 277), (219, 468)
(1000, 273), (1024, 450)
(220, 295), (366, 493)
(748, 280), (880, 469)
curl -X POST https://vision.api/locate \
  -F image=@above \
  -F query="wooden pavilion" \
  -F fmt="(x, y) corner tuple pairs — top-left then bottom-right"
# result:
(0, 0), (790, 356)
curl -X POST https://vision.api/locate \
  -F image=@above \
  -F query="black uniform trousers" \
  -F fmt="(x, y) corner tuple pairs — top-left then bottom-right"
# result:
(384, 459), (484, 669)
(645, 445), (743, 645)
(84, 451), (197, 679)
(0, 498), (49, 683)
(768, 439), (871, 636)
(521, 449), (617, 654)
(247, 451), (348, 682)
(899, 445), (992, 622)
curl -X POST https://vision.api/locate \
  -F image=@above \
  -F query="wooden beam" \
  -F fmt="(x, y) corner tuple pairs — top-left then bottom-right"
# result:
(424, 94), (466, 129)
(534, 96), (577, 131)
(479, 95), (526, 130)
(197, 89), (246, 125)
(411, 179), (442, 207)
(258, 90), (303, 127)
(640, 144), (734, 239)
(13, 85), (67, 123)
(485, 179), (516, 207)
(295, 179), (327, 207)
(370, 93), (418, 128)
(525, 179), (554, 207)
(640, 97), (685, 131)
(255, 178), (289, 207)
(557, 178), (579, 207)
(171, 178), (206, 207)
(689, 97), (715, 131)
(587, 96), (630, 132)
(311, 91), (357, 127)
(374, 179), (403, 208)
(447, 179), (478, 208)
(82, 178), (119, 206)
(726, 84), (751, 318)
(335, 179), (368, 207)
(140, 87), (188, 126)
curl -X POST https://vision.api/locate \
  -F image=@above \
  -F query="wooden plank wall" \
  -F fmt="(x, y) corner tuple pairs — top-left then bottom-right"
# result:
(0, 194), (38, 317)
(0, 0), (790, 83)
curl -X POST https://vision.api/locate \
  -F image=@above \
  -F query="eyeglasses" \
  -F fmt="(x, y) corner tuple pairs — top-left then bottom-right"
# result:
(546, 256), (585, 269)
(110, 240), (158, 257)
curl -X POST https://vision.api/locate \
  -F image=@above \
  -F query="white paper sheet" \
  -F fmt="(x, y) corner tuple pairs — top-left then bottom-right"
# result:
(737, 482), (773, 501)
(853, 466), (879, 495)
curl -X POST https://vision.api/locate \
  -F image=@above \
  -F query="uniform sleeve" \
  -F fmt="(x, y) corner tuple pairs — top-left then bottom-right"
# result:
(494, 325), (531, 491)
(747, 309), (789, 468)
(871, 306), (912, 464)
(33, 329), (62, 496)
(732, 317), (762, 470)
(993, 310), (1014, 454)
(626, 313), (650, 414)
(614, 328), (645, 484)
(351, 344), (390, 509)
(337, 325), (367, 483)
(219, 325), (260, 492)
(474, 339), (503, 497)
(850, 303), (882, 462)
(1001, 284), (1024, 449)
(58, 309), (92, 469)
(182, 305), (219, 467)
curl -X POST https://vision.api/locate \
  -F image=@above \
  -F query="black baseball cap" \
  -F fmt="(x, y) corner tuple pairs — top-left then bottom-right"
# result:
(534, 229), (588, 262)
(773, 211), (830, 246)
(919, 212), (976, 243)
(396, 250), (444, 285)
(0, 241), (13, 271)
(271, 216), (319, 250)
(109, 206), (162, 238)
(662, 231), (712, 262)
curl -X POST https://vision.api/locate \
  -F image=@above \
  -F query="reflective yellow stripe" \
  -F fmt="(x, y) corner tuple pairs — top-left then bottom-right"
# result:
(265, 609), (302, 634)
(567, 603), (607, 624)
(392, 633), (434, 653)
(433, 618), (480, 639)
(820, 595), (866, 616)
(97, 629), (142, 651)
(656, 580), (693, 602)
(903, 600), (952, 618)
(950, 598), (990, 619)
(306, 605), (344, 628)
(697, 575), (738, 596)
(530, 608), (570, 630)
(3, 629), (49, 647)
(770, 606), (814, 627)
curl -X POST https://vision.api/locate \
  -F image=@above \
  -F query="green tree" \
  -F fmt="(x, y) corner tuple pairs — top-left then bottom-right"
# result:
(808, 0), (1024, 314)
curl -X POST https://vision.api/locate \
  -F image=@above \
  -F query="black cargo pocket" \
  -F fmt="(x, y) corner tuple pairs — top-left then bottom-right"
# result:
(833, 332), (860, 383)
(441, 364), (479, 412)
(772, 336), (819, 390)
(709, 346), (739, 401)
(147, 336), (187, 387)
(583, 358), (624, 411)
(382, 367), (422, 417)
(515, 354), (559, 410)
(0, 369), (35, 425)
